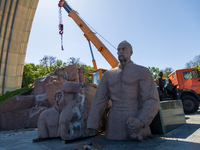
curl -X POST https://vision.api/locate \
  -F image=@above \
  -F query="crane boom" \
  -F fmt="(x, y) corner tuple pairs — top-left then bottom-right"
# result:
(58, 0), (119, 68)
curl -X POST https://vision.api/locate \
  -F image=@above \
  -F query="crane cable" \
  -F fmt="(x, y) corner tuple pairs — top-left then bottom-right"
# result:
(58, 6), (64, 50)
(79, 15), (117, 50)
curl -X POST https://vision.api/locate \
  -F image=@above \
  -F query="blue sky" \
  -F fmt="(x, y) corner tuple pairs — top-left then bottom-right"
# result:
(25, 0), (200, 71)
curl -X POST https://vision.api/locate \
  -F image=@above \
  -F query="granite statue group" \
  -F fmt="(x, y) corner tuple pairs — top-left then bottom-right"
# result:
(37, 41), (160, 141)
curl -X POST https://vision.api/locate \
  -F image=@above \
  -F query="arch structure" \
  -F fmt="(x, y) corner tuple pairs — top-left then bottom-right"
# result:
(0, 0), (39, 95)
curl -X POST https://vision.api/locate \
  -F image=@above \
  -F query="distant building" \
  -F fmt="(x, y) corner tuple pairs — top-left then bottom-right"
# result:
(0, 0), (39, 94)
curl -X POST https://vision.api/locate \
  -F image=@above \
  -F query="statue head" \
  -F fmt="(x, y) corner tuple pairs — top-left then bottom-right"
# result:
(117, 41), (133, 64)
(54, 90), (63, 106)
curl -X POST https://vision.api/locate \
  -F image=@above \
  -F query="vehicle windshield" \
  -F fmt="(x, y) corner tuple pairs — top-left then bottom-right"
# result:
(183, 71), (192, 79)
(92, 71), (100, 85)
(192, 71), (198, 78)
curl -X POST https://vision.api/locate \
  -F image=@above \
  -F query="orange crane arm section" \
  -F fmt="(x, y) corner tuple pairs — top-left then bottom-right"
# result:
(59, 1), (119, 68)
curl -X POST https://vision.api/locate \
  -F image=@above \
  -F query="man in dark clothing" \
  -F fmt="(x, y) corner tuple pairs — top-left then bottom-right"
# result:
(156, 72), (164, 93)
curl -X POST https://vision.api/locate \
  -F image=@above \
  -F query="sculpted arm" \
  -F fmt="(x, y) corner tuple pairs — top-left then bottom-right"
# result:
(87, 73), (109, 131)
(127, 68), (160, 133)
(138, 69), (160, 127)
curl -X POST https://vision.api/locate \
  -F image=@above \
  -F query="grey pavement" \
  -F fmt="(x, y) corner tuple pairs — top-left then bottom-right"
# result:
(0, 108), (200, 150)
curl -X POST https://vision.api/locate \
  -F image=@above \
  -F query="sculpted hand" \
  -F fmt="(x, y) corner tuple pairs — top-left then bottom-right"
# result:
(126, 117), (144, 141)
(126, 117), (144, 132)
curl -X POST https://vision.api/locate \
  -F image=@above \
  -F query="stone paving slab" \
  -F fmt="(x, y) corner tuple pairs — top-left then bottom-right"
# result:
(0, 109), (200, 150)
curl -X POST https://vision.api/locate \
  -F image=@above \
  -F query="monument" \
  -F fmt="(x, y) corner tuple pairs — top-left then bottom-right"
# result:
(87, 41), (160, 140)
(37, 81), (98, 141)
(36, 41), (160, 141)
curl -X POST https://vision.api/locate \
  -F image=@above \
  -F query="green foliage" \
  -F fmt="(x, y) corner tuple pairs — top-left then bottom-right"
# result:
(77, 63), (94, 83)
(40, 55), (56, 72)
(148, 67), (160, 79)
(22, 55), (94, 87)
(22, 63), (48, 87)
(0, 85), (33, 106)
(53, 59), (67, 69)
(68, 57), (80, 65)
(161, 67), (173, 78)
(22, 63), (35, 87)
(194, 65), (200, 76)
(194, 65), (200, 70)
(148, 66), (174, 79)
(22, 56), (67, 87)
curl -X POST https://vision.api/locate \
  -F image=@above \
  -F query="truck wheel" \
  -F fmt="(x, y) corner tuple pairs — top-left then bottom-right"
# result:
(181, 95), (199, 114)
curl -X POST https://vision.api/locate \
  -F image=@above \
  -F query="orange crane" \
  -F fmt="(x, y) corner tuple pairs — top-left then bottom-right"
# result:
(58, 0), (119, 84)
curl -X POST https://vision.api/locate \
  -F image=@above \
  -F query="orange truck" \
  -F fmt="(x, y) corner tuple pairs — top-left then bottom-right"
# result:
(168, 68), (200, 113)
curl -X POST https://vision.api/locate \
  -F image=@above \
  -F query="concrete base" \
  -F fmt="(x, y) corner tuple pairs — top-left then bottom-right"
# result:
(0, 109), (200, 149)
(150, 100), (186, 135)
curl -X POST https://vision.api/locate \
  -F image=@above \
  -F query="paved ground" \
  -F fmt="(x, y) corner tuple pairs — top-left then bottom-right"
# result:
(0, 109), (200, 150)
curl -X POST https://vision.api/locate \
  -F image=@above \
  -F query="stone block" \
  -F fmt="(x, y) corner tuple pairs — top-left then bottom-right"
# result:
(65, 64), (78, 74)
(34, 75), (53, 95)
(65, 64), (79, 83)
(54, 68), (68, 80)
(61, 81), (80, 94)
(150, 100), (186, 134)
(59, 83), (98, 141)
(57, 76), (67, 84)
(35, 93), (49, 108)
(0, 95), (35, 113)
(78, 67), (84, 82)
(68, 70), (79, 83)
(27, 107), (47, 128)
(45, 81), (63, 106)
(1, 109), (29, 131)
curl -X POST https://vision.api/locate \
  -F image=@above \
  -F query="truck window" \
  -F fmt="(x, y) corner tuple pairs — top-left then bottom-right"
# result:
(172, 73), (176, 79)
(183, 71), (192, 79)
(192, 71), (198, 78)
(92, 70), (100, 85)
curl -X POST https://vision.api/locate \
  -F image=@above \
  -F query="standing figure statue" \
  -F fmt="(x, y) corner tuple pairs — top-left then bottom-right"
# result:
(87, 41), (160, 140)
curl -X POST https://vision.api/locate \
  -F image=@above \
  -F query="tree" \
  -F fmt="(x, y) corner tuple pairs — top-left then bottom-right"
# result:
(77, 63), (94, 83)
(22, 56), (61, 87)
(162, 67), (173, 78)
(22, 63), (50, 87)
(52, 59), (67, 70)
(22, 63), (35, 87)
(22, 56), (94, 87)
(148, 67), (160, 79)
(194, 65), (200, 71)
(40, 55), (56, 72)
(67, 57), (80, 65)
(185, 55), (200, 68)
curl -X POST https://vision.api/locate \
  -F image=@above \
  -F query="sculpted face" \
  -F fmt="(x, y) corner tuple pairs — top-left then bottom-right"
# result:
(55, 91), (62, 106)
(117, 41), (132, 64)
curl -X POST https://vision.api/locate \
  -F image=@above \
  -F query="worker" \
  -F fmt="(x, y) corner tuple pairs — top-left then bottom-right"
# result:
(165, 78), (177, 100)
(87, 41), (160, 141)
(156, 72), (164, 93)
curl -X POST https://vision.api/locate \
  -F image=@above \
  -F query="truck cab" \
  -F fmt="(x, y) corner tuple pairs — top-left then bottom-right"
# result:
(168, 68), (200, 113)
